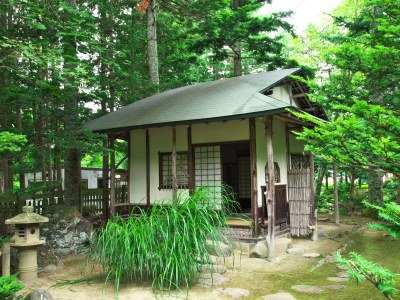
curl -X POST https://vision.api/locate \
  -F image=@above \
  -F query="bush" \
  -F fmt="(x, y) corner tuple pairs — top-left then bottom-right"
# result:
(365, 201), (400, 238)
(87, 186), (236, 294)
(383, 178), (398, 203)
(0, 274), (24, 300)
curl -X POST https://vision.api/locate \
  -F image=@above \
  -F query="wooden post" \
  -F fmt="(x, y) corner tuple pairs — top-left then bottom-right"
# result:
(127, 131), (131, 206)
(187, 126), (194, 195)
(146, 129), (150, 206)
(333, 163), (339, 225)
(110, 133), (116, 220)
(264, 116), (275, 261)
(172, 127), (178, 206)
(2, 243), (10, 276)
(249, 118), (258, 237)
(102, 138), (109, 221)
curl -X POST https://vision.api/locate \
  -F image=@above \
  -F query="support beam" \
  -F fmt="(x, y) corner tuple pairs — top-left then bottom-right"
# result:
(127, 131), (131, 204)
(249, 118), (258, 237)
(102, 138), (109, 220)
(172, 127), (178, 206)
(109, 133), (116, 220)
(146, 129), (150, 206)
(264, 116), (275, 261)
(187, 126), (194, 195)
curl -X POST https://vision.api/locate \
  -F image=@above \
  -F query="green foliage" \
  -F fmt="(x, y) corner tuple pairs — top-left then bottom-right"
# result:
(293, 0), (400, 177)
(0, 274), (24, 300)
(0, 132), (27, 154)
(365, 201), (400, 238)
(88, 187), (236, 295)
(336, 252), (399, 299)
(383, 178), (398, 203)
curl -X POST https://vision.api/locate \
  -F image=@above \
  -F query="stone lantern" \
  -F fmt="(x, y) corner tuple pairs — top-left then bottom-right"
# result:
(5, 206), (49, 282)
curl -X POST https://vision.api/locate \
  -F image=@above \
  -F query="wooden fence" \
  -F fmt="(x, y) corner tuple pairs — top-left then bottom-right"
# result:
(0, 186), (128, 234)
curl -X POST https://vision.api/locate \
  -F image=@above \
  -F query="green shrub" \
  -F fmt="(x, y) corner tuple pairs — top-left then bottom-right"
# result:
(365, 201), (400, 238)
(0, 274), (24, 300)
(383, 178), (398, 203)
(87, 186), (236, 295)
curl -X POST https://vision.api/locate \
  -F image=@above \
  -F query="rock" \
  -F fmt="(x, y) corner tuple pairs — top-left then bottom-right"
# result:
(200, 264), (227, 275)
(302, 252), (320, 258)
(41, 206), (93, 256)
(337, 271), (351, 278)
(286, 248), (303, 255)
(324, 285), (347, 290)
(327, 277), (350, 282)
(205, 240), (232, 257)
(222, 288), (250, 298)
(275, 238), (292, 255)
(318, 231), (329, 238)
(249, 242), (268, 258)
(24, 289), (54, 300)
(291, 285), (324, 294)
(264, 292), (297, 300)
(198, 273), (229, 287)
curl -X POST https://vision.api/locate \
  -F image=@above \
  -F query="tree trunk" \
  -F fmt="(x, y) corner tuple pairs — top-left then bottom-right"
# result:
(367, 166), (383, 206)
(63, 0), (81, 207)
(232, 0), (242, 76)
(16, 106), (25, 190)
(315, 162), (327, 204)
(147, 0), (159, 88)
(333, 163), (339, 225)
(348, 166), (355, 213)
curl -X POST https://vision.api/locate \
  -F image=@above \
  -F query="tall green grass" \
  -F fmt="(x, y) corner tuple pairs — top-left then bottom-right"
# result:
(87, 186), (237, 294)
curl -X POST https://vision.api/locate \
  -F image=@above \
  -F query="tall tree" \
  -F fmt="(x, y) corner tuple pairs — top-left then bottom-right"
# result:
(294, 0), (400, 202)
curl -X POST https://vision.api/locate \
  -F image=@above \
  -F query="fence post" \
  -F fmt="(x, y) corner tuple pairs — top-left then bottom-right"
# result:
(2, 243), (10, 276)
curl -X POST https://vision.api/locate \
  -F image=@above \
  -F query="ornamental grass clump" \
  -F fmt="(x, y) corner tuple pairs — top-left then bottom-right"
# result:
(88, 186), (236, 294)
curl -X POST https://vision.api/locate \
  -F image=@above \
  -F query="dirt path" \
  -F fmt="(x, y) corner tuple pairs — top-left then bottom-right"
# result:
(23, 222), (355, 299)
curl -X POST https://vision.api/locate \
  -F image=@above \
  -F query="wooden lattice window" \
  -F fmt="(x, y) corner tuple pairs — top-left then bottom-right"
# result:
(194, 145), (222, 202)
(194, 146), (221, 187)
(290, 154), (310, 170)
(238, 156), (251, 198)
(159, 152), (188, 189)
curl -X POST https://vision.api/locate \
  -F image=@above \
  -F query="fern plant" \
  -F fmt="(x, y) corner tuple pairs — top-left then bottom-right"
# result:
(364, 201), (400, 238)
(336, 252), (399, 299)
(0, 274), (24, 300)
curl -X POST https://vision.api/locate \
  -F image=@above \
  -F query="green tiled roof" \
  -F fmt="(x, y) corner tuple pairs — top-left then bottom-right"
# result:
(83, 68), (301, 132)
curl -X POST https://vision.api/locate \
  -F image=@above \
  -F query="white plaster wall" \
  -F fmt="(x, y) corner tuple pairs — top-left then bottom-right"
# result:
(148, 125), (188, 203)
(255, 117), (288, 206)
(129, 129), (147, 204)
(289, 132), (305, 153)
(192, 120), (249, 144)
(271, 85), (300, 109)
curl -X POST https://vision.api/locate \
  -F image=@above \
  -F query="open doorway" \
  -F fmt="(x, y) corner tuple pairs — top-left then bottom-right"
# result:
(221, 142), (251, 216)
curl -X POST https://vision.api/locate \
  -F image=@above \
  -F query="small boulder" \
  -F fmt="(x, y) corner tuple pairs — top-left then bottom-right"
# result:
(25, 289), (54, 300)
(302, 252), (320, 258)
(205, 240), (232, 257)
(264, 292), (297, 300)
(223, 288), (250, 298)
(291, 285), (324, 294)
(249, 242), (268, 258)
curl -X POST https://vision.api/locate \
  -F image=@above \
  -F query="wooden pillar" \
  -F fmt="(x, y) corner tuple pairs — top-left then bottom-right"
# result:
(310, 154), (315, 221)
(333, 163), (339, 225)
(1, 243), (10, 276)
(102, 138), (110, 220)
(187, 126), (194, 195)
(146, 129), (150, 206)
(264, 116), (275, 261)
(127, 131), (131, 205)
(110, 133), (116, 220)
(249, 118), (258, 237)
(172, 127), (178, 205)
